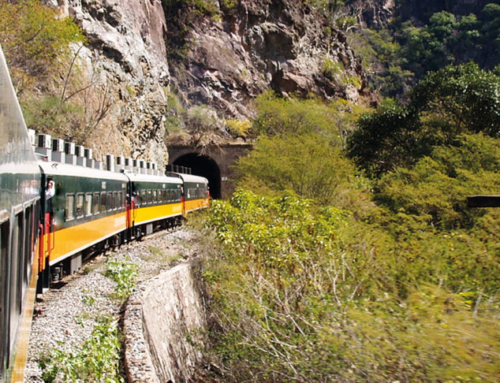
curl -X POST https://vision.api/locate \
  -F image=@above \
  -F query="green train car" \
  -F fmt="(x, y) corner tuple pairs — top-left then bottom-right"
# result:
(37, 161), (129, 288)
(126, 172), (184, 237)
(0, 46), (41, 382)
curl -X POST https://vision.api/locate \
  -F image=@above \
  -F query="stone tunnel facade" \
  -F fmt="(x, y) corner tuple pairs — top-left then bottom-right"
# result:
(167, 143), (252, 199)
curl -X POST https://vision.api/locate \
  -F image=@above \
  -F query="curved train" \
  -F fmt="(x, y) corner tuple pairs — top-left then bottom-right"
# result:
(0, 48), (209, 381)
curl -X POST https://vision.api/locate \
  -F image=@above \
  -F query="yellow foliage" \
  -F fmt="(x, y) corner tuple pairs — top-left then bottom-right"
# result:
(225, 119), (251, 137)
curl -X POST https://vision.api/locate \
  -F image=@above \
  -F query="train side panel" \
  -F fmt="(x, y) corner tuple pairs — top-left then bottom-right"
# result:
(178, 173), (210, 214)
(38, 162), (128, 283)
(133, 203), (183, 226)
(126, 173), (183, 237)
(0, 46), (41, 382)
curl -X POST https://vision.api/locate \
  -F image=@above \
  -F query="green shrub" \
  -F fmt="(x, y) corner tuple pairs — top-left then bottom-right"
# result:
(22, 96), (85, 142)
(105, 260), (138, 299)
(225, 119), (251, 137)
(322, 58), (344, 79)
(235, 134), (369, 209)
(252, 91), (365, 139)
(186, 105), (223, 132)
(40, 316), (122, 382)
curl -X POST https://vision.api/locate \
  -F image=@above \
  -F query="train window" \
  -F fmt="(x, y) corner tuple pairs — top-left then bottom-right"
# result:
(0, 219), (8, 368)
(93, 192), (100, 214)
(100, 193), (106, 213)
(113, 192), (118, 210)
(66, 194), (75, 221)
(76, 194), (84, 218)
(162, 190), (167, 202)
(107, 192), (113, 211)
(118, 192), (123, 210)
(23, 206), (33, 294)
(140, 190), (146, 205)
(147, 190), (152, 204)
(153, 190), (157, 203)
(9, 214), (22, 351)
(85, 194), (92, 216)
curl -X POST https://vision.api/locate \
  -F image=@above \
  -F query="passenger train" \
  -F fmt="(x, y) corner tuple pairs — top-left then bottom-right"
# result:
(0, 48), (210, 381)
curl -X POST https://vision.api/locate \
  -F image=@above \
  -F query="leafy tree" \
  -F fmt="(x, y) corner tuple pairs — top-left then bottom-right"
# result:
(411, 62), (500, 137)
(0, 0), (85, 92)
(427, 11), (458, 40)
(400, 15), (456, 77)
(346, 100), (425, 175)
(479, 3), (500, 65)
(348, 63), (500, 176)
(394, 10), (486, 81)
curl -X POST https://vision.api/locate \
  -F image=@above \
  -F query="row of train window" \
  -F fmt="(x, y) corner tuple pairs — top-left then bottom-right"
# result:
(65, 191), (125, 221)
(186, 187), (207, 200)
(135, 188), (181, 205)
(64, 189), (184, 221)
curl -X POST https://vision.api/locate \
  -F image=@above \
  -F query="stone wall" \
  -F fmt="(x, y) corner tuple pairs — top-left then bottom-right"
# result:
(124, 262), (206, 383)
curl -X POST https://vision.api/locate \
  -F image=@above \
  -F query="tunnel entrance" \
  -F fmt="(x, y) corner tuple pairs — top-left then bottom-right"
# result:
(173, 153), (222, 199)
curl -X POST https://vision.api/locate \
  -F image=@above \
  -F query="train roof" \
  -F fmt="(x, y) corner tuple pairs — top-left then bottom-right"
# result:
(124, 172), (183, 185)
(38, 160), (129, 182)
(177, 173), (208, 185)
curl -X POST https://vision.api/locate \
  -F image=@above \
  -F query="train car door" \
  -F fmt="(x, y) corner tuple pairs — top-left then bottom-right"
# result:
(37, 174), (54, 292)
(126, 184), (138, 240)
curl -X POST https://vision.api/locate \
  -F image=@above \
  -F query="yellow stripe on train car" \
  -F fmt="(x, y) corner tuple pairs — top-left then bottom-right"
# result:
(11, 241), (39, 383)
(133, 202), (183, 225)
(185, 198), (210, 212)
(45, 212), (127, 265)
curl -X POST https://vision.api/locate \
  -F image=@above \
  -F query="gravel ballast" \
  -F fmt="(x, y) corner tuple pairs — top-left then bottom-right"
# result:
(24, 227), (200, 382)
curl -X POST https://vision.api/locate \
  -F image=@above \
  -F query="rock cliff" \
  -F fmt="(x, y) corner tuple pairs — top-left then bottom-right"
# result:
(168, 0), (365, 120)
(48, 0), (366, 165)
(53, 0), (171, 166)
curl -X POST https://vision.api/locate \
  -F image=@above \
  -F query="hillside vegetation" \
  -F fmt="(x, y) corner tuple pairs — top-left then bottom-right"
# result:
(200, 63), (500, 381)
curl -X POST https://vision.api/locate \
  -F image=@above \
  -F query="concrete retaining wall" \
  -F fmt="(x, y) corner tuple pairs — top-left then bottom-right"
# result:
(124, 262), (206, 382)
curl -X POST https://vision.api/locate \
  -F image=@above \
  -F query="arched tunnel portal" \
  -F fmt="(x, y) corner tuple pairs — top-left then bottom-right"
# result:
(173, 153), (222, 199)
(168, 144), (252, 199)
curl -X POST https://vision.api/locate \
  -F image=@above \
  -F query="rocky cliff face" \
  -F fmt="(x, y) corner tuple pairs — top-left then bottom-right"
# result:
(53, 0), (171, 166)
(169, 0), (366, 120)
(343, 0), (395, 28)
(50, 0), (366, 165)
